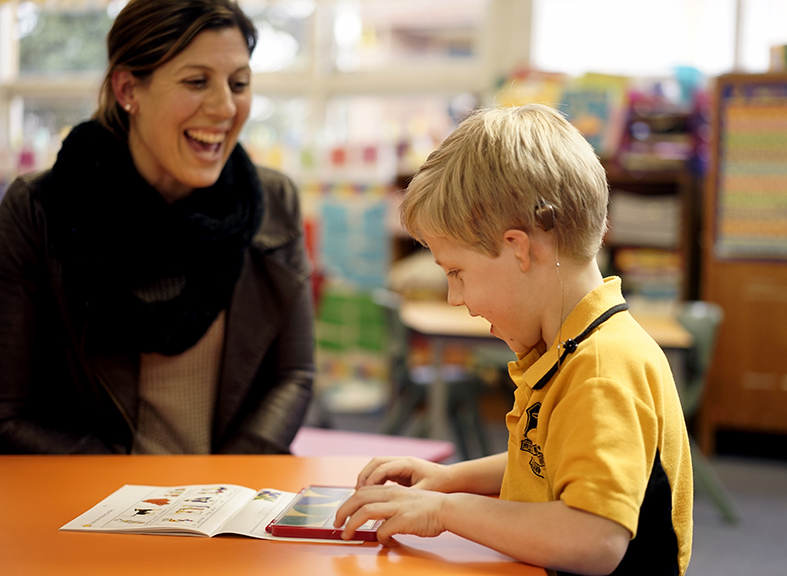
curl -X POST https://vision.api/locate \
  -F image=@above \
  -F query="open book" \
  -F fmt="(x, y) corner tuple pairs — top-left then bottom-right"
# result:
(60, 484), (379, 543)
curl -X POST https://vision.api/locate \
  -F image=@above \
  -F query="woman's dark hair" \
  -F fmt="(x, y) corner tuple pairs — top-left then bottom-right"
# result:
(94, 0), (257, 138)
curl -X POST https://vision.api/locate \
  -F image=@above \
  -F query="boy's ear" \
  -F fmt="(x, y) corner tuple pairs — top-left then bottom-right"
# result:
(503, 229), (531, 272)
(111, 69), (138, 112)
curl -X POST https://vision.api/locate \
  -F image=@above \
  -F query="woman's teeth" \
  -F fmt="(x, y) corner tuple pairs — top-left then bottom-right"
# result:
(185, 130), (225, 144)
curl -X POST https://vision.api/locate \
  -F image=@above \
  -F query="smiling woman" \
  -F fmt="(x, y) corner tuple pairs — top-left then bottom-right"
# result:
(114, 27), (253, 202)
(0, 0), (315, 456)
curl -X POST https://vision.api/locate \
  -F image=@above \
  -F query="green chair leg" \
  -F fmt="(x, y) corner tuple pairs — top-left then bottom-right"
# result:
(380, 385), (425, 435)
(690, 439), (740, 524)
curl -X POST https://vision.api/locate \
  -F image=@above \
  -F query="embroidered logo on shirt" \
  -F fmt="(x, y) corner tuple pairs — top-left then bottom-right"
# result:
(520, 403), (545, 478)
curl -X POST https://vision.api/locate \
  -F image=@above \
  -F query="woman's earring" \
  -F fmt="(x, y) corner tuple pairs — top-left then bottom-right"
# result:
(124, 103), (132, 113)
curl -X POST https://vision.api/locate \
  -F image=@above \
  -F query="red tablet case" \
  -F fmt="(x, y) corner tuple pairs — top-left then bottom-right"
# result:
(265, 485), (381, 541)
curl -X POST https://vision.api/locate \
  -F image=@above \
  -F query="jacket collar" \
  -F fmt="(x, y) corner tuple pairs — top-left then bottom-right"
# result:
(250, 168), (301, 252)
(212, 246), (307, 445)
(212, 170), (311, 446)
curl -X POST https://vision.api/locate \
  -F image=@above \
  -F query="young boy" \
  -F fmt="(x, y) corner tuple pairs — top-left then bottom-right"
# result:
(334, 104), (693, 576)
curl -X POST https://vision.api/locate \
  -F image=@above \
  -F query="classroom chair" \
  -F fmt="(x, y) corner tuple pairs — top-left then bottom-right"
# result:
(372, 289), (489, 461)
(676, 300), (740, 524)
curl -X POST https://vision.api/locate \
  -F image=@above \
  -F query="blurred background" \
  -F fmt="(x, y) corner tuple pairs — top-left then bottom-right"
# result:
(1, 1), (786, 573)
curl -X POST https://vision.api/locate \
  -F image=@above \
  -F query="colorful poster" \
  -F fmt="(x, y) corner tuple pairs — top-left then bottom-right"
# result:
(716, 81), (787, 260)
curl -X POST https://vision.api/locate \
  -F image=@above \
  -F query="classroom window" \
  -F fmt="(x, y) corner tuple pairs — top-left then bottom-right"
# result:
(329, 0), (488, 71)
(17, 1), (114, 75)
(243, 0), (315, 73)
(529, 0), (786, 77)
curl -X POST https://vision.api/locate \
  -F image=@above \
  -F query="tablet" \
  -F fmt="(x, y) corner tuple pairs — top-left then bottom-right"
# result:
(265, 485), (382, 541)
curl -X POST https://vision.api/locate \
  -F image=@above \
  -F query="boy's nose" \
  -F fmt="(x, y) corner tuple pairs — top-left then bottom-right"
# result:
(446, 286), (464, 307)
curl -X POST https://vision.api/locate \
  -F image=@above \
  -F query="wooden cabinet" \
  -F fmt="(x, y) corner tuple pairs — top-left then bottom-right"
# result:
(698, 73), (787, 452)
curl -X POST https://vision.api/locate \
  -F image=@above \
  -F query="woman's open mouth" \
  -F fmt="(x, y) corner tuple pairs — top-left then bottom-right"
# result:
(185, 129), (225, 155)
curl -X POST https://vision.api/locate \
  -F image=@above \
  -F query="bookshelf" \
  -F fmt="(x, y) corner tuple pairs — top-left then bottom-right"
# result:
(603, 162), (702, 304)
(698, 73), (787, 452)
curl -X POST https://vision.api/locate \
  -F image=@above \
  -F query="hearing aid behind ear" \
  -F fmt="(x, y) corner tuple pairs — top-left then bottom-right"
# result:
(535, 201), (564, 368)
(535, 203), (556, 231)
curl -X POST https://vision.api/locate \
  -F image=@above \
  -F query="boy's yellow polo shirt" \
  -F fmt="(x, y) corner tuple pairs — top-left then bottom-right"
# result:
(500, 277), (693, 576)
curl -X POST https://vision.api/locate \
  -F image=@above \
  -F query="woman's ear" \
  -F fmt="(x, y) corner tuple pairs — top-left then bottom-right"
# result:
(111, 69), (137, 114)
(503, 229), (531, 273)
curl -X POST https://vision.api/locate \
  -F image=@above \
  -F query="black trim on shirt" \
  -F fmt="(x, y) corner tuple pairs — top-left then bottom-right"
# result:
(534, 303), (629, 390)
(557, 449), (680, 576)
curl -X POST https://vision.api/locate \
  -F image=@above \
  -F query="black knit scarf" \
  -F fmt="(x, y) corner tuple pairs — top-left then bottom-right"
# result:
(46, 120), (263, 355)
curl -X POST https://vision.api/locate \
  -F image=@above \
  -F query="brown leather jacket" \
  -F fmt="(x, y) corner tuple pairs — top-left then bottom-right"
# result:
(0, 167), (314, 454)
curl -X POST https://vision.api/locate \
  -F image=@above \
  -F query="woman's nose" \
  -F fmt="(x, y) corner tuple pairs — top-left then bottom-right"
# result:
(206, 84), (236, 118)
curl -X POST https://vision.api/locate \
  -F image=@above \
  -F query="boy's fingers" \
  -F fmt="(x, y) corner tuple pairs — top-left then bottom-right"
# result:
(333, 494), (362, 528)
(340, 501), (397, 541)
(363, 461), (400, 486)
(374, 517), (402, 544)
(364, 459), (417, 486)
(356, 457), (397, 487)
(334, 485), (389, 528)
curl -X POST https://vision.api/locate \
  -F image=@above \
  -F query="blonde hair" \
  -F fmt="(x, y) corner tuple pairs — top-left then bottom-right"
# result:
(400, 103), (609, 261)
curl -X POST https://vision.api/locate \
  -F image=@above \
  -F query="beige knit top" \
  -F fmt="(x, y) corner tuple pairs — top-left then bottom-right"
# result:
(132, 310), (225, 455)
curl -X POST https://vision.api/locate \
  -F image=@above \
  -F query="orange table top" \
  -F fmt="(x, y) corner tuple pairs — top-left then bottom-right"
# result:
(0, 454), (545, 576)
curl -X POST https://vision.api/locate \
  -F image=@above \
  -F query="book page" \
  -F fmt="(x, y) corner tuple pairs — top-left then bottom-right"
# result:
(60, 484), (257, 536)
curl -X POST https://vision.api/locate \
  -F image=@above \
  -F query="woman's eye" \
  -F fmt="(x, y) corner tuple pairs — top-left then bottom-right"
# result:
(231, 80), (249, 93)
(184, 78), (207, 89)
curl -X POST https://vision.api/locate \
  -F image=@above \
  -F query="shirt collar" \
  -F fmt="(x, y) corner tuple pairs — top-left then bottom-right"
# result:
(508, 276), (626, 390)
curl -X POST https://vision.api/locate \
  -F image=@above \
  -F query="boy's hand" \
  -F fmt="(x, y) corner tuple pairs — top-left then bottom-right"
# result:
(356, 456), (452, 491)
(334, 484), (447, 543)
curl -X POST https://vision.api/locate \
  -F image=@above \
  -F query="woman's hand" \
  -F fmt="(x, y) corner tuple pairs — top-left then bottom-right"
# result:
(334, 484), (448, 543)
(355, 456), (454, 492)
